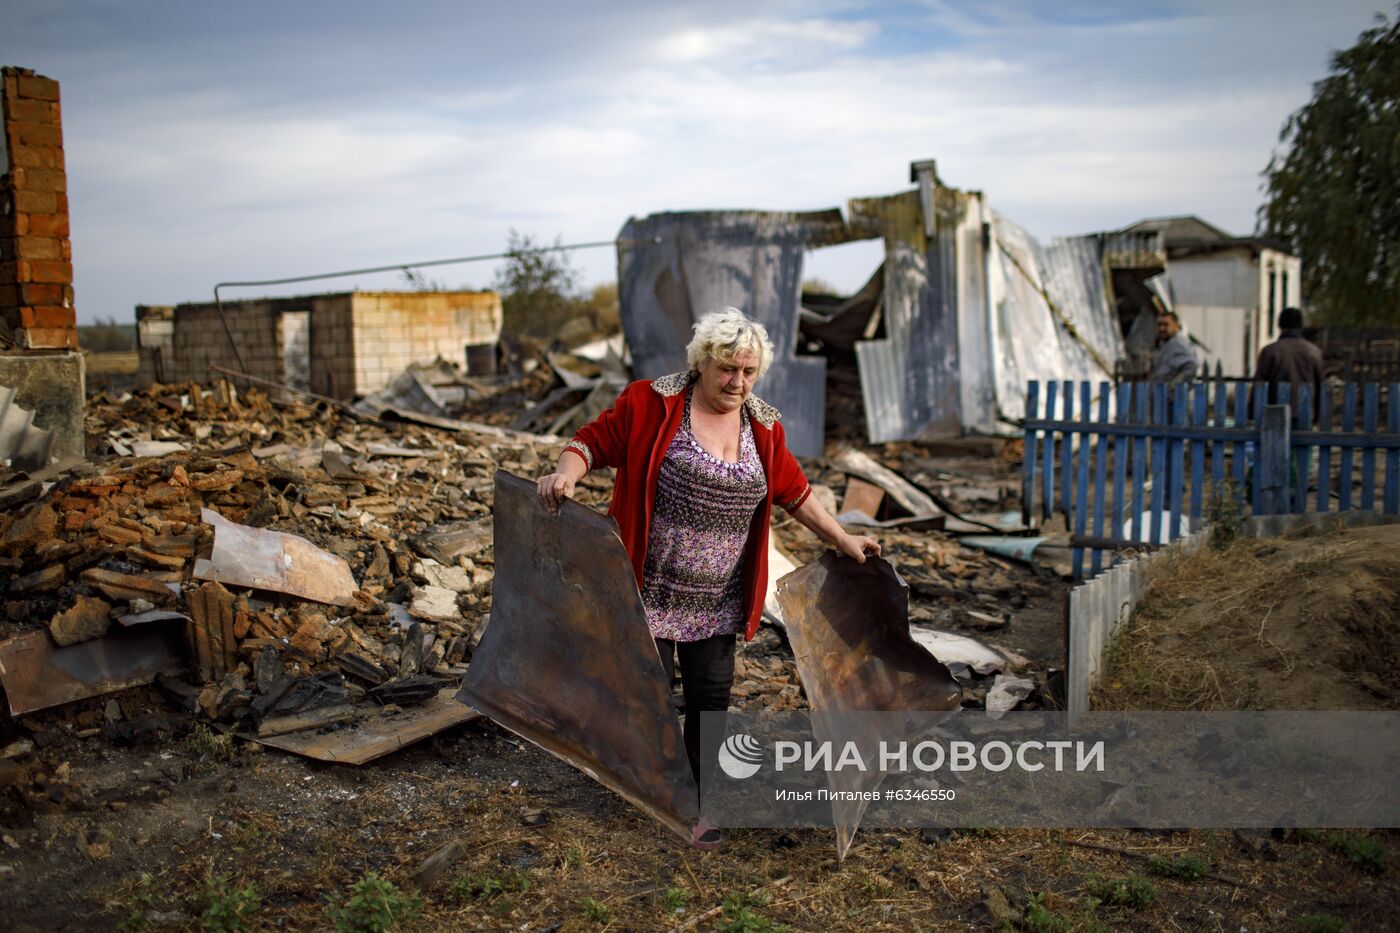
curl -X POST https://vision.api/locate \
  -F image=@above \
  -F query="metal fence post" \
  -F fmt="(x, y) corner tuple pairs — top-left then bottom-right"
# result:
(1258, 404), (1291, 514)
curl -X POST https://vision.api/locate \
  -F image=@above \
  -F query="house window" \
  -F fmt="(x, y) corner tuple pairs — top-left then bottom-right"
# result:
(1281, 270), (1290, 317)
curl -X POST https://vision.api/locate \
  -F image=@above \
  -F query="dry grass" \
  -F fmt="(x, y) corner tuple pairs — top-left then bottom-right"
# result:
(1092, 539), (1276, 710)
(1092, 524), (1400, 711)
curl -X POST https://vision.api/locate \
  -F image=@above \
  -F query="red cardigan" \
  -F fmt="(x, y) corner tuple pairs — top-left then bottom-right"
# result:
(562, 372), (812, 641)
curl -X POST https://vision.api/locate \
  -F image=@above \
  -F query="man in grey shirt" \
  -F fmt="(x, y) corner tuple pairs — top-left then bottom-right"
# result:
(1151, 311), (1197, 382)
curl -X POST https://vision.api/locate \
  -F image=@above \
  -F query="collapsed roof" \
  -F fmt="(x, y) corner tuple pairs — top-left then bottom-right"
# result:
(617, 162), (1157, 453)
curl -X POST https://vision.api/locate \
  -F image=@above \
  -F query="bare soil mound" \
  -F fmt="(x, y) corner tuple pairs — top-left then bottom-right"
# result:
(1095, 522), (1400, 710)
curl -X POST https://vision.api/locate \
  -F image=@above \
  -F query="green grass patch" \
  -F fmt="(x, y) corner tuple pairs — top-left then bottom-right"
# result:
(719, 890), (786, 933)
(1086, 872), (1157, 909)
(1298, 913), (1346, 933)
(326, 871), (424, 933)
(1147, 853), (1207, 881)
(448, 867), (531, 903)
(662, 886), (691, 913)
(1327, 832), (1388, 874)
(116, 873), (161, 933)
(580, 897), (612, 925)
(200, 875), (260, 933)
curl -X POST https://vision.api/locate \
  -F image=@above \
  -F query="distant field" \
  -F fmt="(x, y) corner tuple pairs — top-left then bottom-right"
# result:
(84, 350), (140, 376)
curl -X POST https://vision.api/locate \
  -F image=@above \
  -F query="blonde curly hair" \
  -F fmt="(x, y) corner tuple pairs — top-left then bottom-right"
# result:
(684, 307), (775, 376)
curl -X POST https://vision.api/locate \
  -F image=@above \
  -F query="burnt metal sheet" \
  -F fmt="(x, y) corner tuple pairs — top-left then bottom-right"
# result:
(0, 384), (55, 473)
(239, 688), (479, 765)
(849, 190), (971, 443)
(617, 210), (859, 457)
(0, 623), (187, 716)
(776, 552), (961, 713)
(193, 508), (358, 606)
(777, 553), (961, 859)
(457, 470), (698, 840)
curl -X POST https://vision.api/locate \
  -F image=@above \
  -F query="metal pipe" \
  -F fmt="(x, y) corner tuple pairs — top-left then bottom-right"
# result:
(209, 235), (660, 367)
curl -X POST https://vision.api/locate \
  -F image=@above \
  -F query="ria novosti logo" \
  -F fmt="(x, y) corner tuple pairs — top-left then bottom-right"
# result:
(717, 733), (764, 779)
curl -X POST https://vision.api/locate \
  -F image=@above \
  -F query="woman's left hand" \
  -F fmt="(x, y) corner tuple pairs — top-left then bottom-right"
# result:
(836, 533), (881, 563)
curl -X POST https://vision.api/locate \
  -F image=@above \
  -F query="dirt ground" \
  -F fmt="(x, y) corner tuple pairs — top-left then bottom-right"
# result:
(3, 613), (1397, 932)
(1095, 522), (1400, 711)
(2, 372), (1397, 930)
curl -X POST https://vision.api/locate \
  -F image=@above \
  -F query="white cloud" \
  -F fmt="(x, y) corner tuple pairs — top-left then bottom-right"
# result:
(2, 0), (1388, 320)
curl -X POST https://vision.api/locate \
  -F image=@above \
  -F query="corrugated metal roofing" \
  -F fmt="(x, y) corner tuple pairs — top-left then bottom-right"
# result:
(616, 210), (855, 457)
(0, 384), (56, 473)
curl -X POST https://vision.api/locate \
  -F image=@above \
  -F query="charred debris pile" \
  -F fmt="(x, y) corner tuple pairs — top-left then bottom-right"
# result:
(0, 345), (1060, 773)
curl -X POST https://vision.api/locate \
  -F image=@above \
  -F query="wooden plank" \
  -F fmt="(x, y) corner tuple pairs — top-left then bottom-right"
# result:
(1169, 383), (1187, 539)
(240, 689), (480, 765)
(1232, 380), (1249, 495)
(1131, 384), (1147, 542)
(1190, 383), (1207, 520)
(1067, 588), (1086, 713)
(1023, 380), (1040, 526)
(1149, 383), (1166, 545)
(1278, 382), (1293, 510)
(840, 477), (886, 520)
(1362, 384), (1379, 510)
(1072, 383), (1092, 579)
(1388, 384), (1399, 514)
(1211, 381), (1227, 492)
(1340, 383), (1356, 511)
(1259, 404), (1291, 515)
(1059, 380), (1075, 524)
(1111, 383), (1130, 556)
(1042, 380), (1058, 522)
(1251, 382), (1266, 512)
(1090, 382), (1110, 576)
(1293, 385), (1313, 513)
(1317, 383), (1333, 512)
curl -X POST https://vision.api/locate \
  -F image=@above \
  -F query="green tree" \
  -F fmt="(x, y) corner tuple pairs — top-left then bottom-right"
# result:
(1259, 10), (1400, 326)
(492, 229), (580, 337)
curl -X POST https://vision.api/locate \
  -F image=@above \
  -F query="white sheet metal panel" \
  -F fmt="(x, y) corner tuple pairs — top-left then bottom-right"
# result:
(988, 213), (1125, 423)
(955, 196), (997, 435)
(0, 384), (55, 473)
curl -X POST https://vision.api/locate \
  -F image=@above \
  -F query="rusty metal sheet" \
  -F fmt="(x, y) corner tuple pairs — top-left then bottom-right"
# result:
(239, 688), (478, 765)
(0, 623), (187, 716)
(777, 553), (961, 859)
(616, 210), (858, 457)
(193, 508), (358, 606)
(457, 471), (698, 840)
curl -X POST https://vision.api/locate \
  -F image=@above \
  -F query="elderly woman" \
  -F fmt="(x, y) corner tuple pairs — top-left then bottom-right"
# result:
(537, 307), (878, 848)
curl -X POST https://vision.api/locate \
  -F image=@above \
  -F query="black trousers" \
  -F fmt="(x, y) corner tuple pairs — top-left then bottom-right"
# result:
(655, 633), (736, 785)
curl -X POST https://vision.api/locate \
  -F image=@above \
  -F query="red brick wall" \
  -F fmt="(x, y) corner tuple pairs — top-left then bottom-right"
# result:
(1, 67), (77, 350)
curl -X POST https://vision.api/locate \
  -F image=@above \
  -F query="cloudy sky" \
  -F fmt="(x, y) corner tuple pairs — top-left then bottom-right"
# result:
(2, 0), (1390, 323)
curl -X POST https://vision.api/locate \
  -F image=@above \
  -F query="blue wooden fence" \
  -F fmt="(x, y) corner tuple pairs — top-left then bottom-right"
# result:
(1022, 380), (1400, 579)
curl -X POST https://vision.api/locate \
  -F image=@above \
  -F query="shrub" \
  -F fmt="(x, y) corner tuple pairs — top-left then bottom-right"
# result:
(326, 871), (424, 933)
(200, 875), (259, 932)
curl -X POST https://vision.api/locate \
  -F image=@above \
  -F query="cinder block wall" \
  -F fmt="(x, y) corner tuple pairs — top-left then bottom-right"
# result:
(166, 301), (284, 385)
(307, 294), (354, 399)
(156, 293), (357, 393)
(0, 67), (76, 350)
(135, 305), (174, 383)
(348, 291), (502, 395)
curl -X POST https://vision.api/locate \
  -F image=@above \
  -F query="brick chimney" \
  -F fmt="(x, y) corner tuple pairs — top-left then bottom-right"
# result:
(1, 66), (77, 350)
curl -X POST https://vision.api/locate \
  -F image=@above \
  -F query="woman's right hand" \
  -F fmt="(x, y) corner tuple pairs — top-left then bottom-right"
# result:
(537, 472), (577, 513)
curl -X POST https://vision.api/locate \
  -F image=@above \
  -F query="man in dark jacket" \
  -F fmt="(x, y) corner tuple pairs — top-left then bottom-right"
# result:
(1255, 306), (1324, 408)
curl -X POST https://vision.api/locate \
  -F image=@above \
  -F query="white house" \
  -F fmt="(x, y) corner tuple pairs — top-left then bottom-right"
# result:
(1120, 216), (1303, 376)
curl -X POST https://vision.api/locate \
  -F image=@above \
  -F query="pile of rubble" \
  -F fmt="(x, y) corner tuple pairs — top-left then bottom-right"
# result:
(0, 357), (1061, 773)
(0, 377), (602, 761)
